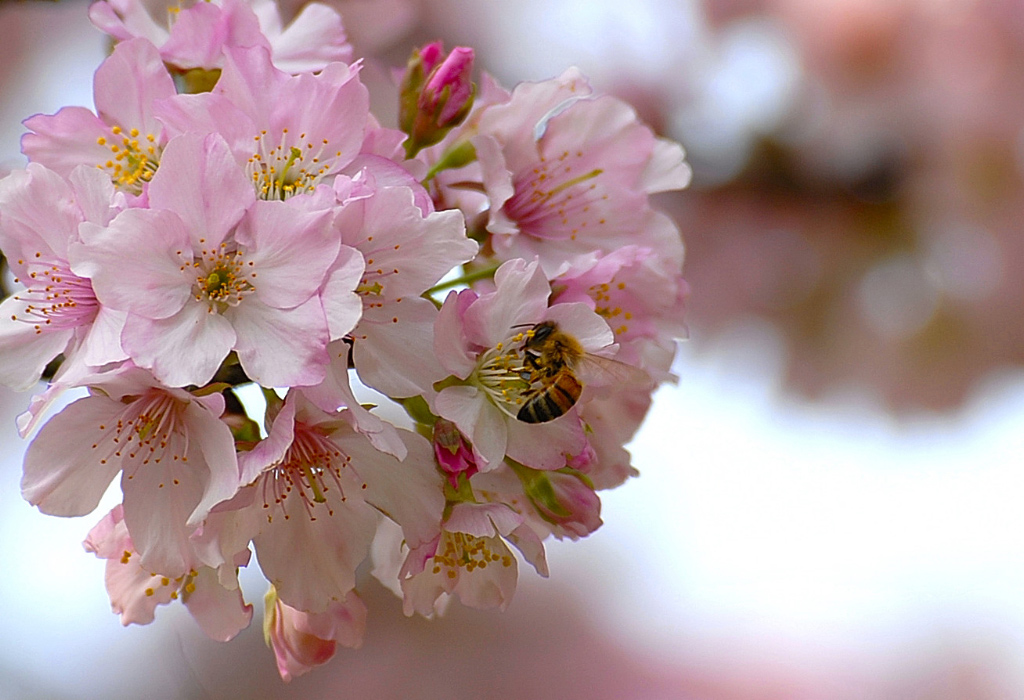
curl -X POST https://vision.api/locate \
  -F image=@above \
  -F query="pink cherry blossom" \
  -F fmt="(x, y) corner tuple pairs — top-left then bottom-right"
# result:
(0, 163), (126, 390)
(264, 586), (367, 682)
(222, 392), (443, 613)
(72, 132), (342, 388)
(156, 45), (369, 201)
(22, 38), (175, 195)
(432, 258), (615, 471)
(89, 0), (352, 74)
(84, 504), (252, 641)
(438, 68), (691, 272)
(22, 366), (240, 576)
(335, 180), (476, 398)
(379, 500), (546, 617)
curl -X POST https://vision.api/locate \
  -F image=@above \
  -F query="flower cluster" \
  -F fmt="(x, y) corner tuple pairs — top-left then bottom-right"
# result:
(2, 0), (690, 681)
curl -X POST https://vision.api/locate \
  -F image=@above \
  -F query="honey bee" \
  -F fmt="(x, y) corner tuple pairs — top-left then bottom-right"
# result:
(515, 321), (647, 423)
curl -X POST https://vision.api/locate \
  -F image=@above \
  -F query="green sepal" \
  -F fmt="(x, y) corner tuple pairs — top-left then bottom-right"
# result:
(400, 394), (437, 427)
(174, 67), (222, 94)
(510, 460), (572, 520)
(422, 140), (477, 182)
(263, 585), (279, 647)
(441, 470), (477, 522)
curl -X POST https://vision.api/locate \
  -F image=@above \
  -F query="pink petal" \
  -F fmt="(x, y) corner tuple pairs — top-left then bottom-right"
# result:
(238, 398), (296, 486)
(434, 289), (478, 379)
(464, 258), (550, 348)
(254, 496), (377, 614)
(21, 396), (125, 516)
(184, 399), (243, 527)
(183, 567), (253, 642)
(0, 305), (73, 391)
(147, 133), (254, 250)
(322, 246), (365, 340)
(642, 138), (693, 193)
(333, 429), (443, 550)
(121, 302), (236, 388)
(73, 209), (193, 320)
(434, 385), (508, 470)
(267, 2), (353, 73)
(234, 200), (338, 309)
(228, 295), (329, 388)
(21, 107), (112, 178)
(93, 38), (176, 137)
(0, 163), (81, 263)
(505, 414), (587, 471)
(352, 296), (445, 398)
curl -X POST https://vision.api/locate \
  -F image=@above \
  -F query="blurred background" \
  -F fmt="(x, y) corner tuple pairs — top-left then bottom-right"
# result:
(3, 0), (1024, 697)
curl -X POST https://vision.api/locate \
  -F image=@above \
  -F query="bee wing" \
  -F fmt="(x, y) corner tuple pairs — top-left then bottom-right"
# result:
(574, 354), (651, 388)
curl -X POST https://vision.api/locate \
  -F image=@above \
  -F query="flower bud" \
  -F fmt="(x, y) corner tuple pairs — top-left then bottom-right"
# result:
(264, 587), (367, 682)
(399, 41), (475, 157)
(523, 469), (602, 539)
(433, 418), (478, 488)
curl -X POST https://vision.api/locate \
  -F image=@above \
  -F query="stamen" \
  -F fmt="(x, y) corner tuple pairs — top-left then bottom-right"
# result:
(96, 125), (161, 194)
(248, 129), (338, 200)
(260, 423), (360, 523)
(430, 532), (514, 578)
(190, 243), (254, 310)
(10, 259), (100, 334)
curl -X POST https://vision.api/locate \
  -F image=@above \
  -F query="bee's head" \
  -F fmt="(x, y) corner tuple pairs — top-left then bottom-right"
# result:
(527, 321), (556, 346)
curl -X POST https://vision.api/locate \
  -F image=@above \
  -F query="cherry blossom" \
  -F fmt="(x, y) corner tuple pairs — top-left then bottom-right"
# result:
(216, 392), (444, 613)
(72, 132), (343, 388)
(155, 44), (369, 202)
(22, 367), (240, 576)
(22, 38), (175, 195)
(0, 163), (126, 390)
(85, 504), (252, 640)
(1, 8), (692, 680)
(336, 180), (476, 397)
(432, 258), (621, 471)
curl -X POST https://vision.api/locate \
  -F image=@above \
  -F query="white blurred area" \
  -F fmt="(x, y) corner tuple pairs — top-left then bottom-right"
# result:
(3, 1), (1024, 698)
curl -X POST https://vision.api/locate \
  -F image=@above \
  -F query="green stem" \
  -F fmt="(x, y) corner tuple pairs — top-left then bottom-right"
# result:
(422, 140), (477, 183)
(425, 263), (501, 296)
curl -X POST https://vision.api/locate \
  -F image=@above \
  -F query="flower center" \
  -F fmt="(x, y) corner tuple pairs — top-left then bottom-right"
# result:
(191, 242), (254, 310)
(471, 330), (534, 414)
(590, 281), (632, 336)
(92, 390), (190, 478)
(260, 425), (364, 523)
(10, 258), (100, 334)
(430, 532), (513, 578)
(96, 125), (161, 194)
(505, 149), (604, 241)
(248, 128), (342, 200)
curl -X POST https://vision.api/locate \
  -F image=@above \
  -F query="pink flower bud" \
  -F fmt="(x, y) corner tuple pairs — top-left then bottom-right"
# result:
(433, 418), (478, 488)
(399, 42), (476, 157)
(533, 471), (602, 539)
(264, 589), (367, 682)
(423, 46), (475, 126)
(418, 41), (445, 73)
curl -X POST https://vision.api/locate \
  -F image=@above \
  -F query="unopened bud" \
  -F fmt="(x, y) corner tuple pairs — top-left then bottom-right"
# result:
(399, 42), (476, 158)
(433, 418), (478, 488)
